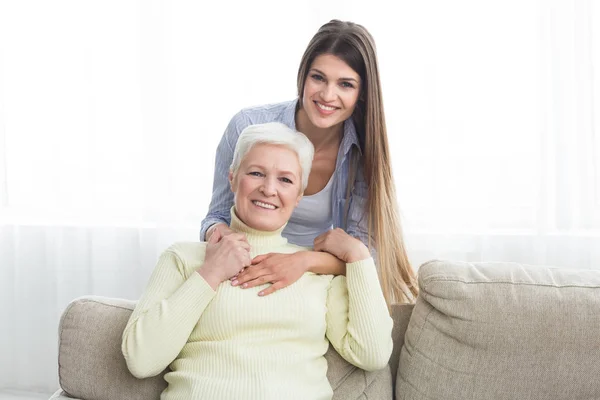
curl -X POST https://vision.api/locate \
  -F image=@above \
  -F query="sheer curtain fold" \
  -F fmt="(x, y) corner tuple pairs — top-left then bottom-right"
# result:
(0, 223), (198, 391)
(542, 0), (597, 231)
(1, 0), (599, 393)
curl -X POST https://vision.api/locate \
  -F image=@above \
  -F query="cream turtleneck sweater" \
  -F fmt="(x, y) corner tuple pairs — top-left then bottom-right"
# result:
(122, 209), (393, 400)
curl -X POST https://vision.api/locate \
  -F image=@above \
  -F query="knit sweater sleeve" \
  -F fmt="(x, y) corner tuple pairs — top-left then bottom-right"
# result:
(121, 246), (216, 379)
(325, 258), (393, 371)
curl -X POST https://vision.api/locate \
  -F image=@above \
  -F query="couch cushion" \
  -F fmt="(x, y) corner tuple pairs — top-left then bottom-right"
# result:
(396, 260), (600, 400)
(58, 296), (409, 400)
(58, 297), (167, 400)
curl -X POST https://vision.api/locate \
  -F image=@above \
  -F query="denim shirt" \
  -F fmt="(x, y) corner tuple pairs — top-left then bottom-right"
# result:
(200, 99), (371, 248)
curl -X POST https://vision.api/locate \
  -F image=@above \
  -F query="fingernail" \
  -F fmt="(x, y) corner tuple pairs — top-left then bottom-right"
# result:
(258, 291), (264, 296)
(242, 283), (248, 288)
(231, 280), (238, 286)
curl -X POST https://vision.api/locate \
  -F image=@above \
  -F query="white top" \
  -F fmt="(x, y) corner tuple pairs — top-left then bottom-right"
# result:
(283, 174), (334, 247)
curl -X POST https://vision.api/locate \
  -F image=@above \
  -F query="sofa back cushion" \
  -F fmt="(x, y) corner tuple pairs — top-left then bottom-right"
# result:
(396, 260), (600, 400)
(58, 296), (412, 400)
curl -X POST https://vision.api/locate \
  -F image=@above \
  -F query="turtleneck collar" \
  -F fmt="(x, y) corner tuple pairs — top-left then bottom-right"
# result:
(229, 207), (288, 249)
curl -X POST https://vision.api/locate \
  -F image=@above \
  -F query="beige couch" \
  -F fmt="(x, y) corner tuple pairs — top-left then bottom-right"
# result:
(50, 260), (600, 400)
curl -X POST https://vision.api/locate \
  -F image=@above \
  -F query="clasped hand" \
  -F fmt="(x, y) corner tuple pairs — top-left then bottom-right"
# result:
(198, 228), (251, 290)
(206, 225), (371, 296)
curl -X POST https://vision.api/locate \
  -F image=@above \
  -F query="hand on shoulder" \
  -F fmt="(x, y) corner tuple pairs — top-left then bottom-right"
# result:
(313, 228), (371, 264)
(206, 223), (235, 241)
(198, 229), (251, 290)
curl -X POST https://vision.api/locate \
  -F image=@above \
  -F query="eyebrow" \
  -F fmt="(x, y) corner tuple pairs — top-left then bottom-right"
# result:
(310, 68), (359, 83)
(247, 164), (298, 178)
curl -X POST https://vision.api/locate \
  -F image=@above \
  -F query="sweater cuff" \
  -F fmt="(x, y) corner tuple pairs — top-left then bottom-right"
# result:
(345, 257), (380, 290)
(176, 271), (216, 311)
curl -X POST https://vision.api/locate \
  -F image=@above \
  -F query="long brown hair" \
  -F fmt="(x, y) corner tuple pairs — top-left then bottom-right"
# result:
(297, 20), (418, 304)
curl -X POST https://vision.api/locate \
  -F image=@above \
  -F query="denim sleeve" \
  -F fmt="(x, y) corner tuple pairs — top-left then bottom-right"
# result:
(345, 158), (377, 260)
(346, 164), (369, 244)
(199, 111), (251, 240)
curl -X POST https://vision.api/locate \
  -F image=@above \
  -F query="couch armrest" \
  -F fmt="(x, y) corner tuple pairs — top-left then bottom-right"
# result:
(58, 296), (166, 400)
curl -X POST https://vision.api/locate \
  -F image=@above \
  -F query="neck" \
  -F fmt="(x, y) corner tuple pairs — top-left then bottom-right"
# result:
(229, 207), (288, 248)
(295, 105), (343, 152)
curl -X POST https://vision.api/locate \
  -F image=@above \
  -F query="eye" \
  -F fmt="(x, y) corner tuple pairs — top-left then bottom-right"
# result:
(311, 73), (325, 82)
(249, 171), (264, 177)
(279, 177), (293, 184)
(340, 81), (355, 89)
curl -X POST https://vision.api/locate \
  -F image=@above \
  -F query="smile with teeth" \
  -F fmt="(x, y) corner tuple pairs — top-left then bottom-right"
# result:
(315, 101), (337, 111)
(253, 200), (277, 210)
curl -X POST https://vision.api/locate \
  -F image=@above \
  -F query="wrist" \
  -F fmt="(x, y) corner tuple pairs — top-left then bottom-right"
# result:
(307, 251), (346, 276)
(197, 263), (223, 290)
(346, 248), (371, 264)
(302, 251), (317, 273)
(205, 224), (219, 241)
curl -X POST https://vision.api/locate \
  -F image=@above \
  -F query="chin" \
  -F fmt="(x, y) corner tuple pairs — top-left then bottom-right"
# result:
(247, 217), (282, 232)
(309, 116), (337, 129)
(258, 223), (282, 232)
(312, 113), (346, 129)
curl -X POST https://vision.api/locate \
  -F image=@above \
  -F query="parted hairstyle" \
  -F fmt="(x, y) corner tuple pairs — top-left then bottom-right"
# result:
(296, 20), (419, 304)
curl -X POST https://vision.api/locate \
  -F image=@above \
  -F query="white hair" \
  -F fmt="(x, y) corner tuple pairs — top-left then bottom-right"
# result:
(230, 122), (315, 191)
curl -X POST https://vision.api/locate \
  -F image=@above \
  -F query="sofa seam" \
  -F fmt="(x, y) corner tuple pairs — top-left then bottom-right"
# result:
(413, 302), (434, 350)
(331, 365), (358, 391)
(423, 278), (600, 292)
(361, 369), (387, 400)
(396, 372), (437, 400)
(395, 301), (434, 400)
(57, 301), (76, 398)
(76, 297), (136, 311)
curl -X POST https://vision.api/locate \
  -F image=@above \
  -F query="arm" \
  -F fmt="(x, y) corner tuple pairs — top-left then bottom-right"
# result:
(232, 250), (346, 296)
(121, 248), (216, 379)
(325, 257), (393, 371)
(314, 228), (392, 370)
(306, 250), (346, 276)
(343, 157), (381, 268)
(199, 111), (251, 240)
(344, 153), (374, 252)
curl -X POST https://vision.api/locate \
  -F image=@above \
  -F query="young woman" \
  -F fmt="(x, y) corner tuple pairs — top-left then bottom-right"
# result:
(201, 20), (417, 304)
(123, 123), (392, 399)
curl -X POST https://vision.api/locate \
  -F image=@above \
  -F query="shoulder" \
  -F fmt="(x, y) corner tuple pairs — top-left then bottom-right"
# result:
(163, 241), (208, 271)
(224, 100), (296, 146)
(234, 100), (296, 125)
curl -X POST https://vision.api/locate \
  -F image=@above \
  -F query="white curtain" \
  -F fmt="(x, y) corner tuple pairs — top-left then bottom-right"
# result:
(1, 0), (599, 394)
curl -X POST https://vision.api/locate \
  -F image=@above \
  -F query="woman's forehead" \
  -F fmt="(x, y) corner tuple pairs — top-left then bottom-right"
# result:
(241, 144), (301, 172)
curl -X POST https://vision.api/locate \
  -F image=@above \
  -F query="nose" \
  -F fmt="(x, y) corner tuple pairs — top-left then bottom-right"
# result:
(320, 83), (336, 102)
(260, 177), (277, 196)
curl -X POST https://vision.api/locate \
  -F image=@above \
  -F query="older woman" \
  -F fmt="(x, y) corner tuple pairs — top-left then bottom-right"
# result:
(121, 122), (393, 400)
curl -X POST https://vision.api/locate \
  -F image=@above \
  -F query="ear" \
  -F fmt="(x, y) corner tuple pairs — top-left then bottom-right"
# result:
(228, 171), (235, 192)
(295, 193), (303, 207)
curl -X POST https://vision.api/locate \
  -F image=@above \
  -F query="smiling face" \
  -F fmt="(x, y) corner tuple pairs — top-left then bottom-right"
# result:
(229, 143), (303, 232)
(300, 53), (361, 130)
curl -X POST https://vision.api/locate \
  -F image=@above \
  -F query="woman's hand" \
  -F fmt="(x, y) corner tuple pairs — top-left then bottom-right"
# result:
(199, 229), (251, 290)
(314, 228), (371, 264)
(231, 252), (309, 296)
(206, 222), (235, 241)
